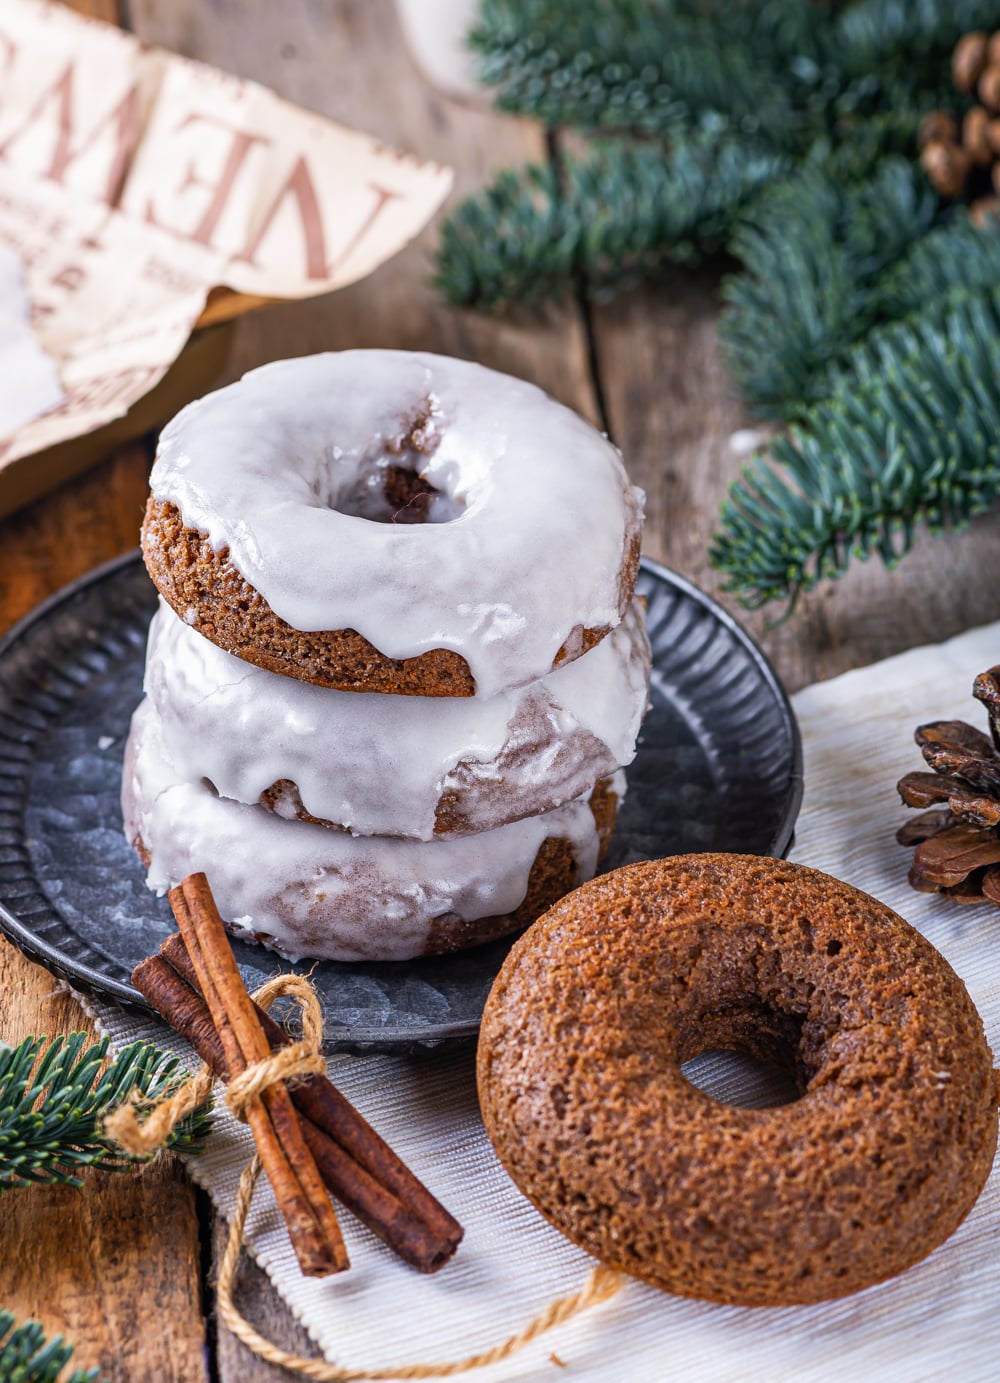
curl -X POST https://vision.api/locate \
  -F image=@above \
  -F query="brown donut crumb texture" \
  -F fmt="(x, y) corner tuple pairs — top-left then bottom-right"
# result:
(141, 496), (475, 696)
(141, 497), (640, 697)
(477, 853), (999, 1306)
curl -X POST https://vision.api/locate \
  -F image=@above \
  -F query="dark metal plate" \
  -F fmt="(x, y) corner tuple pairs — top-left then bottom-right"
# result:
(0, 552), (801, 1051)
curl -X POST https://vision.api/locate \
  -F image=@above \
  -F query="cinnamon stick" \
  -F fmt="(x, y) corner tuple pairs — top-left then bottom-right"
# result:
(159, 932), (463, 1257)
(168, 874), (348, 1277)
(133, 951), (461, 1271)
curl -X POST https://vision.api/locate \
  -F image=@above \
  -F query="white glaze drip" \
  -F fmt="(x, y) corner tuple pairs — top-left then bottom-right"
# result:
(150, 351), (645, 698)
(122, 699), (616, 962)
(141, 596), (650, 840)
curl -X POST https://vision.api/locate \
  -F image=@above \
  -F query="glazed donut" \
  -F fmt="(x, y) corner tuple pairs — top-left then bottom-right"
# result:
(122, 698), (623, 962)
(141, 595), (650, 841)
(478, 854), (999, 1306)
(141, 351), (644, 699)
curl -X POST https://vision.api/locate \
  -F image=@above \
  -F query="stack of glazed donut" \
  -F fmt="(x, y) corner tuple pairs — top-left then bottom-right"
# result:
(123, 350), (650, 962)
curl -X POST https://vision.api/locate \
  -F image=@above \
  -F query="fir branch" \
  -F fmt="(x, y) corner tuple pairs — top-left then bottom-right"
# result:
(834, 0), (1000, 78)
(469, 0), (835, 147)
(782, 211), (1000, 403)
(445, 0), (1000, 610)
(468, 0), (688, 137)
(806, 108), (937, 185)
(822, 2), (989, 140)
(439, 0), (985, 320)
(878, 210), (1000, 317)
(711, 289), (1000, 609)
(0, 1034), (212, 1189)
(466, 0), (975, 148)
(0, 1311), (100, 1383)
(435, 136), (789, 310)
(719, 158), (940, 417)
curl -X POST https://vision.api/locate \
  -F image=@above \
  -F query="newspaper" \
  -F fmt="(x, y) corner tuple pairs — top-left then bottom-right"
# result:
(0, 0), (453, 466)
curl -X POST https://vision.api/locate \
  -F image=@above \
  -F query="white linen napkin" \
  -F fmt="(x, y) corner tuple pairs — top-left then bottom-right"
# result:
(83, 620), (1000, 1382)
(0, 245), (64, 440)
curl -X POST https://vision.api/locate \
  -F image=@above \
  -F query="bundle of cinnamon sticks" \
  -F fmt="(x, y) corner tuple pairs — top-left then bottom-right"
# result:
(134, 873), (463, 1277)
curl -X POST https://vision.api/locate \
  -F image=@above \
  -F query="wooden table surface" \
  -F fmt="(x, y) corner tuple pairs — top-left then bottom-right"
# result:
(3, 2), (1000, 1379)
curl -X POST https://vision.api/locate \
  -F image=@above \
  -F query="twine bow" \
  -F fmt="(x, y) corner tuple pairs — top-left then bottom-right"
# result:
(103, 973), (325, 1154)
(104, 972), (624, 1380)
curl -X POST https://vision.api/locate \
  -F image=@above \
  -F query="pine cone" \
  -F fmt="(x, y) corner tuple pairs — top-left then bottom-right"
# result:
(897, 666), (1000, 904)
(920, 139), (971, 198)
(921, 30), (1000, 205)
(963, 106), (993, 165)
(953, 32), (990, 93)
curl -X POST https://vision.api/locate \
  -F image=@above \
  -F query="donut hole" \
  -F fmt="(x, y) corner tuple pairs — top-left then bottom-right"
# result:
(679, 1002), (808, 1111)
(315, 407), (466, 525)
(321, 459), (463, 525)
(682, 1048), (802, 1110)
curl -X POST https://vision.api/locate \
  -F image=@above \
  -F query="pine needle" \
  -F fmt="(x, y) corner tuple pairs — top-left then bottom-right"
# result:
(0, 1310), (101, 1383)
(441, 0), (1000, 604)
(435, 135), (788, 310)
(0, 1034), (212, 1190)
(879, 210), (1000, 318)
(711, 289), (1000, 609)
(468, 0), (834, 146)
(720, 158), (940, 417)
(834, 0), (1000, 78)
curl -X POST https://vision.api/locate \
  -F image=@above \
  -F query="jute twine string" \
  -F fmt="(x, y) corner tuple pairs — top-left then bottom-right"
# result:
(102, 974), (325, 1153)
(104, 973), (624, 1380)
(104, 1061), (216, 1156)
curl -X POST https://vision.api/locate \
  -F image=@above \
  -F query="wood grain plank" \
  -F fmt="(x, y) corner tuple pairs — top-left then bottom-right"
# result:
(211, 1217), (322, 1381)
(589, 270), (1000, 693)
(60, 0), (123, 21)
(0, 444), (150, 631)
(0, 939), (209, 1383)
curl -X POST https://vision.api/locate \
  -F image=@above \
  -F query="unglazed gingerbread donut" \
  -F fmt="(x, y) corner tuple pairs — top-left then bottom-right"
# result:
(141, 351), (644, 698)
(140, 596), (650, 840)
(477, 854), (999, 1306)
(122, 698), (622, 962)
